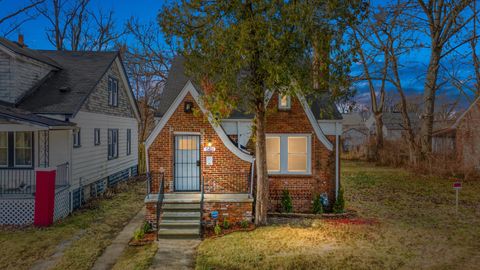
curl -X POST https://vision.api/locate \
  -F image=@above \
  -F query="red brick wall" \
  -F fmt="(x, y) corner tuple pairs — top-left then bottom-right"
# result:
(265, 94), (337, 213)
(456, 102), (480, 170)
(147, 92), (253, 194)
(202, 201), (253, 227)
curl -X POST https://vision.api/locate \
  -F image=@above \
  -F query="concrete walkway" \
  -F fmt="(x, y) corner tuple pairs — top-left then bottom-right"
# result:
(149, 239), (201, 270)
(91, 207), (145, 270)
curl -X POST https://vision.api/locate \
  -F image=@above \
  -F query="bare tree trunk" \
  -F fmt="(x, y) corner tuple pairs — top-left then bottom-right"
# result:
(254, 103), (268, 226)
(374, 112), (384, 154)
(420, 48), (441, 155)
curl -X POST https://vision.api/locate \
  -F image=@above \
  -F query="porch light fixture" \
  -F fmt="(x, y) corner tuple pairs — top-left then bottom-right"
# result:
(207, 140), (213, 147)
(184, 101), (193, 113)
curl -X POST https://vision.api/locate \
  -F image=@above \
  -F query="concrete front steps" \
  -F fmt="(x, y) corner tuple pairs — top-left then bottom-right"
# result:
(158, 200), (201, 239)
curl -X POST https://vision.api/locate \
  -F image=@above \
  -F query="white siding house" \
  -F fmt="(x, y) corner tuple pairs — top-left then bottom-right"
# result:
(0, 37), (140, 225)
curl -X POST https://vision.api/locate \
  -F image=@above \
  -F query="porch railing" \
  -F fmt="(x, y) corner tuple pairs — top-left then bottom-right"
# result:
(0, 163), (69, 196)
(0, 169), (36, 196)
(55, 162), (69, 187)
(156, 173), (165, 241)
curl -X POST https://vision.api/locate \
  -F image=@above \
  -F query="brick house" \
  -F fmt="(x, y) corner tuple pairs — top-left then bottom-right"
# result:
(0, 37), (140, 225)
(145, 56), (342, 238)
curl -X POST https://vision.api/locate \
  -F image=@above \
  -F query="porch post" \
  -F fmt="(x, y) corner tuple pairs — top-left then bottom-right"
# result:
(38, 130), (49, 168)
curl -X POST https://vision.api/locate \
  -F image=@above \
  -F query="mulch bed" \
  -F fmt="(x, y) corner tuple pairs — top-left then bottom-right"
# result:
(128, 232), (156, 246)
(203, 224), (256, 239)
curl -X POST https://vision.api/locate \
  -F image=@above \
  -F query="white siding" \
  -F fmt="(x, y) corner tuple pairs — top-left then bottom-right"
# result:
(70, 111), (138, 189)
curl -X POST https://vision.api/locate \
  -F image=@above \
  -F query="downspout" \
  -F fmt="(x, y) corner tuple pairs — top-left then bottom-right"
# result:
(250, 158), (255, 198)
(145, 142), (150, 174)
(335, 122), (340, 199)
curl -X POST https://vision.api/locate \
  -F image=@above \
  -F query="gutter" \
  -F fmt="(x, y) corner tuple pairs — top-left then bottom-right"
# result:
(250, 158), (256, 198)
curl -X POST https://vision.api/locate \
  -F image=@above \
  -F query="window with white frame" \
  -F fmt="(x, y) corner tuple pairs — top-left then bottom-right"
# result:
(126, 129), (131, 155)
(108, 77), (119, 107)
(94, 128), (101, 145)
(108, 129), (119, 159)
(73, 129), (81, 147)
(0, 132), (7, 167)
(278, 94), (291, 110)
(14, 132), (33, 167)
(266, 134), (310, 174)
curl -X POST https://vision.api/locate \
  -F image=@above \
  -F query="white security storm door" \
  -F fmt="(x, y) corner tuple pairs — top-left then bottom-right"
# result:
(174, 135), (200, 191)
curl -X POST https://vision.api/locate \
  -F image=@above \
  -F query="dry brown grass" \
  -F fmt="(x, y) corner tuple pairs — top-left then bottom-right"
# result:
(0, 178), (146, 270)
(196, 161), (480, 269)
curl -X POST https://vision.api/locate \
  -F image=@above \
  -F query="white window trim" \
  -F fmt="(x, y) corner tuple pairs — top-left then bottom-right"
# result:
(94, 128), (101, 145)
(108, 77), (119, 107)
(126, 129), (131, 156)
(278, 94), (291, 110)
(73, 129), (81, 148)
(13, 132), (33, 168)
(108, 129), (119, 160)
(266, 133), (311, 175)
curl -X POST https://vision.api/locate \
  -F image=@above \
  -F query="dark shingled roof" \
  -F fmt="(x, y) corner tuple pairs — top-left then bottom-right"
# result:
(157, 55), (342, 120)
(0, 37), (61, 68)
(0, 104), (75, 127)
(17, 50), (118, 115)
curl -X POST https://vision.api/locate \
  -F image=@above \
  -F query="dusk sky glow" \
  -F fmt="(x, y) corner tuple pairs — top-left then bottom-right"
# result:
(0, 0), (475, 109)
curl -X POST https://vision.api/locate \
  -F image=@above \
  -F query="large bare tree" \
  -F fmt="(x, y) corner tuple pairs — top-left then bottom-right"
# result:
(0, 0), (45, 36)
(415, 0), (475, 155)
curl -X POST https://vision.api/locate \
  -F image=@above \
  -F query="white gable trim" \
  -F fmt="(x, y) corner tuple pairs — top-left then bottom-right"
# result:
(296, 94), (334, 151)
(145, 81), (254, 164)
(115, 57), (141, 122)
(453, 96), (480, 128)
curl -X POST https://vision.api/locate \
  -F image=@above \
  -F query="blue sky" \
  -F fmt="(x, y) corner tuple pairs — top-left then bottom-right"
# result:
(0, 0), (473, 109)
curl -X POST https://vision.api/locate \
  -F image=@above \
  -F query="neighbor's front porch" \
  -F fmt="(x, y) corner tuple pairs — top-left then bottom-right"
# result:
(0, 120), (74, 225)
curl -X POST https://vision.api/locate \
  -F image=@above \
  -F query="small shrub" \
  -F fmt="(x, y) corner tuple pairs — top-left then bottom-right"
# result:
(281, 189), (293, 213)
(142, 221), (152, 233)
(312, 194), (323, 214)
(222, 219), (230, 229)
(214, 224), (222, 235)
(240, 220), (249, 229)
(133, 228), (144, 241)
(332, 187), (345, 214)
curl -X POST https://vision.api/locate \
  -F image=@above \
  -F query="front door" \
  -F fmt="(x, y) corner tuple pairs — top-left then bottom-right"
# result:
(174, 135), (200, 191)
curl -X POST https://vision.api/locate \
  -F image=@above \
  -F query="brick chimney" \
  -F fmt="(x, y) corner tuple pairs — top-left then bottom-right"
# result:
(18, 34), (24, 47)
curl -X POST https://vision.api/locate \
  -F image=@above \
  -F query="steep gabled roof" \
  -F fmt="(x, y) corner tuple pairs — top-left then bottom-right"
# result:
(156, 55), (342, 121)
(17, 50), (119, 115)
(0, 37), (61, 68)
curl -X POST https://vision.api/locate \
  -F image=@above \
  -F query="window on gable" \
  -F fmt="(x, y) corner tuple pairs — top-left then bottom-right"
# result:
(73, 129), (81, 147)
(0, 132), (8, 167)
(14, 132), (33, 167)
(266, 134), (311, 174)
(278, 94), (291, 110)
(108, 77), (119, 107)
(126, 129), (131, 155)
(108, 129), (119, 160)
(94, 128), (101, 145)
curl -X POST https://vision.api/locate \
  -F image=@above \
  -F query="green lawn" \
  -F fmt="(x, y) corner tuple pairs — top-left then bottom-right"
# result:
(196, 161), (480, 270)
(0, 178), (146, 270)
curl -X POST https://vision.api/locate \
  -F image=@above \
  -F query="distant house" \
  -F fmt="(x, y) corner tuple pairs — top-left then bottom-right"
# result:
(432, 97), (480, 170)
(341, 112), (368, 152)
(365, 112), (419, 141)
(0, 37), (140, 225)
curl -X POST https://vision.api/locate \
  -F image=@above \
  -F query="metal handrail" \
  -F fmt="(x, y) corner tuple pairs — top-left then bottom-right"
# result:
(200, 175), (205, 239)
(156, 173), (165, 241)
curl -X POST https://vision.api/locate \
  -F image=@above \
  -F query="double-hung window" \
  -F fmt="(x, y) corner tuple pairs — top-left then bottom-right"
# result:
(108, 129), (119, 159)
(94, 128), (101, 145)
(266, 134), (311, 174)
(14, 132), (33, 167)
(126, 129), (131, 156)
(108, 77), (119, 107)
(0, 132), (33, 168)
(0, 132), (8, 167)
(73, 129), (81, 147)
